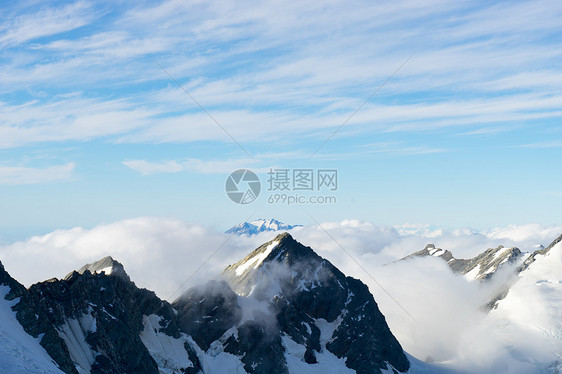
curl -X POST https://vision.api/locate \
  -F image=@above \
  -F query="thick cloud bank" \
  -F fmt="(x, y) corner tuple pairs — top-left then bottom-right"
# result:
(1, 217), (561, 373)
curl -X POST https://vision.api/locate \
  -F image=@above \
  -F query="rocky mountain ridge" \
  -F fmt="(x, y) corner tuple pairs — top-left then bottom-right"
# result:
(401, 243), (524, 281)
(399, 235), (562, 311)
(0, 233), (409, 374)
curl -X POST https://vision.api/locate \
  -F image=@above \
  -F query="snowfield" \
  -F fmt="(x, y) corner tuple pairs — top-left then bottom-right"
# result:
(0, 286), (64, 374)
(490, 241), (562, 372)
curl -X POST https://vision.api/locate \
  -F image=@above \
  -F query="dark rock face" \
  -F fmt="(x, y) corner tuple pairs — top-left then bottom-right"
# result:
(223, 320), (288, 374)
(327, 276), (409, 374)
(173, 279), (242, 351)
(1, 261), (78, 374)
(0, 260), (27, 300)
(4, 258), (201, 374)
(222, 232), (410, 374)
(23, 267), (162, 373)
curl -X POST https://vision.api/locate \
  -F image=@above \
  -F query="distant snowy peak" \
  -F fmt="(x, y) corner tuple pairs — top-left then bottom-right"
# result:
(225, 219), (301, 236)
(401, 243), (524, 281)
(404, 243), (455, 262)
(67, 256), (129, 281)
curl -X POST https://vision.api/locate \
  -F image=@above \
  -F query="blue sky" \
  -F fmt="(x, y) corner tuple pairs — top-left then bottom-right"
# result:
(1, 0), (562, 241)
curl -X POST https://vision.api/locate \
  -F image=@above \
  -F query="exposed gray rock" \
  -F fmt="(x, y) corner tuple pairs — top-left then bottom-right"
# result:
(401, 243), (523, 281)
(69, 256), (130, 281)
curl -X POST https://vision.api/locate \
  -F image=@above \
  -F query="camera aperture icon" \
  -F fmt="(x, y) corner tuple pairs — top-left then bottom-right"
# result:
(225, 169), (261, 204)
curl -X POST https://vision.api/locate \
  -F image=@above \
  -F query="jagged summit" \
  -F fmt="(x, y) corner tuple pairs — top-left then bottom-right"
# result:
(65, 256), (129, 281)
(226, 219), (301, 236)
(403, 243), (455, 263)
(223, 232), (326, 297)
(217, 232), (410, 373)
(226, 233), (316, 269)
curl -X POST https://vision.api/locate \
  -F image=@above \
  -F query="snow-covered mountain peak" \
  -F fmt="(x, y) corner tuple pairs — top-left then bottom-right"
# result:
(404, 244), (455, 262)
(217, 232), (411, 373)
(224, 233), (320, 289)
(225, 219), (301, 236)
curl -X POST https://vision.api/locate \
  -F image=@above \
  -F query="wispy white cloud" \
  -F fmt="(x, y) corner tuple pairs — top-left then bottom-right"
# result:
(0, 96), (154, 148)
(122, 157), (258, 175)
(1, 0), (562, 152)
(356, 141), (447, 155)
(0, 162), (75, 185)
(3, 79), (559, 153)
(518, 139), (562, 148)
(0, 1), (96, 48)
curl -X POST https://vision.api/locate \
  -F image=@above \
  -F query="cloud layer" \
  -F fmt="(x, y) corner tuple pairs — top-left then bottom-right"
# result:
(1, 217), (561, 373)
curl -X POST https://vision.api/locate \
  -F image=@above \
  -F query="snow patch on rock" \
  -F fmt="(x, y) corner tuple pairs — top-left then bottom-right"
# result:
(56, 308), (98, 374)
(235, 240), (279, 276)
(140, 314), (194, 373)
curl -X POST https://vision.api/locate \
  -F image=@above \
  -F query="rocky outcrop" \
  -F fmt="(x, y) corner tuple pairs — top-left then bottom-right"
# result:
(518, 234), (562, 273)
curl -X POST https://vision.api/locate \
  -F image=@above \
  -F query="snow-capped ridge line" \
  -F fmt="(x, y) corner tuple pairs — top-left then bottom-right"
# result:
(400, 243), (524, 281)
(518, 233), (562, 273)
(226, 219), (302, 236)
